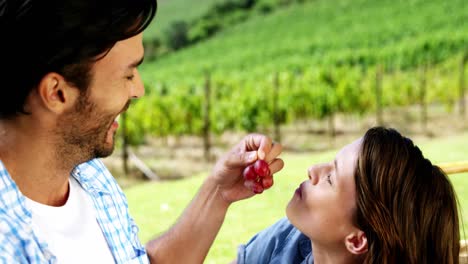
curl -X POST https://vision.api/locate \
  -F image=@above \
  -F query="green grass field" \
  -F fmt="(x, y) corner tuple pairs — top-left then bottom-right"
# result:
(124, 131), (468, 263)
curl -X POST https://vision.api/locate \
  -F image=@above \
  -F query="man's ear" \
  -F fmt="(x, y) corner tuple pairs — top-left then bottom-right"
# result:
(345, 230), (368, 255)
(36, 72), (79, 114)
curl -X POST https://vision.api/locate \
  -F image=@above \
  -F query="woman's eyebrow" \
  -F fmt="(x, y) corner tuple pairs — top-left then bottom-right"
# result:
(334, 159), (339, 181)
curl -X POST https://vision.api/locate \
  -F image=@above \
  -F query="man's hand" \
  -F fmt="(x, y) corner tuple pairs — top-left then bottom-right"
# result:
(209, 133), (284, 204)
(146, 134), (283, 263)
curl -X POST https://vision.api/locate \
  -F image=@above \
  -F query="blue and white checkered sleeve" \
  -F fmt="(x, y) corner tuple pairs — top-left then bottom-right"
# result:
(0, 219), (32, 264)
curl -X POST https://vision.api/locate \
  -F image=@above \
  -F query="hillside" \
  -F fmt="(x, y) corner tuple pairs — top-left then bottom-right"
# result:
(123, 0), (467, 144)
(142, 0), (467, 84)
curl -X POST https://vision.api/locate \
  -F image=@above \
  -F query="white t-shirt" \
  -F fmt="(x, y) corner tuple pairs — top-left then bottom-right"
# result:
(25, 177), (115, 264)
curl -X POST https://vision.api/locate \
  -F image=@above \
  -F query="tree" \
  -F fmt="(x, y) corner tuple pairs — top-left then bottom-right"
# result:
(165, 21), (189, 51)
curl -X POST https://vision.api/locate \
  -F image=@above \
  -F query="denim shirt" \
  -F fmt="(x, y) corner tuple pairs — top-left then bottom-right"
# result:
(237, 217), (314, 264)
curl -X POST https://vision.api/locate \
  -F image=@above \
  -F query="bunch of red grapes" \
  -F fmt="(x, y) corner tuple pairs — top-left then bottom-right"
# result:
(242, 159), (273, 194)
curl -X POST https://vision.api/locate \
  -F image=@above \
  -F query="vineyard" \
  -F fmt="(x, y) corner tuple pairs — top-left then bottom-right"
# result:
(123, 0), (468, 151)
(112, 1), (468, 262)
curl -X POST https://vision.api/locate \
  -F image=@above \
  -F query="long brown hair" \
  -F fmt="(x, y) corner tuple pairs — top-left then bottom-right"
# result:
(354, 127), (460, 264)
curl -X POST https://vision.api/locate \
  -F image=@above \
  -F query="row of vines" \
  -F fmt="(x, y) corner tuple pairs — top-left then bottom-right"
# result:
(122, 53), (467, 148)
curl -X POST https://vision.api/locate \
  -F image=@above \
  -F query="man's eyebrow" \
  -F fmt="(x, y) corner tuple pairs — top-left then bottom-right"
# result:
(128, 56), (144, 69)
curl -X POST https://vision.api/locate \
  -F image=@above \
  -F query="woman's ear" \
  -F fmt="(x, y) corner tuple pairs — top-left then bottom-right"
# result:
(345, 230), (368, 255)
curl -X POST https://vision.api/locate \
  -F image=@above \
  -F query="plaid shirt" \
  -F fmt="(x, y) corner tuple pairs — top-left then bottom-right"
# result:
(0, 159), (149, 264)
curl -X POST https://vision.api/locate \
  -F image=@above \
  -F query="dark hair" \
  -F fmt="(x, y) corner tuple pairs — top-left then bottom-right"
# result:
(0, 0), (157, 118)
(354, 127), (460, 263)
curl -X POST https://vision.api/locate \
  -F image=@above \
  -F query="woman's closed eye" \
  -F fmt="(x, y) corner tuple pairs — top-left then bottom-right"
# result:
(326, 174), (332, 185)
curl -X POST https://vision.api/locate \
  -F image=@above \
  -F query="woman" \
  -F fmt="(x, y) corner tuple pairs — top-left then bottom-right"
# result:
(235, 127), (460, 264)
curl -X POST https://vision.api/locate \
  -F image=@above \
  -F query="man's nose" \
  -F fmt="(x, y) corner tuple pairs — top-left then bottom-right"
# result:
(130, 70), (145, 99)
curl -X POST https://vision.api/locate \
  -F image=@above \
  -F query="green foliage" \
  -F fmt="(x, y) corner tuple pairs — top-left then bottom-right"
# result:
(188, 18), (221, 43)
(127, 0), (468, 143)
(145, 0), (312, 58)
(165, 21), (190, 50)
(143, 0), (223, 39)
(146, 0), (467, 76)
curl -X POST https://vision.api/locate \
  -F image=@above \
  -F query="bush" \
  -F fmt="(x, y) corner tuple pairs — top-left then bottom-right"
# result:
(165, 21), (190, 51)
(189, 18), (221, 43)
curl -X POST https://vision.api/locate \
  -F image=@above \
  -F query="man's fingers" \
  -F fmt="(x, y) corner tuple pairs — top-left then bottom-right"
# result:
(226, 134), (281, 168)
(244, 134), (272, 160)
(225, 150), (257, 168)
(258, 137), (273, 160)
(265, 142), (282, 163)
(268, 158), (284, 175)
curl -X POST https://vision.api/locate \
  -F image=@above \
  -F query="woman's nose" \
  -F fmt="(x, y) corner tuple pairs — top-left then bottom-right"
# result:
(308, 165), (320, 185)
(308, 163), (329, 185)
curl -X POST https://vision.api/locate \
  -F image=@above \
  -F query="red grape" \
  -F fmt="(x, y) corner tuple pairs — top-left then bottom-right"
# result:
(262, 176), (274, 189)
(242, 165), (257, 181)
(244, 179), (263, 193)
(243, 159), (274, 193)
(252, 182), (264, 194)
(254, 160), (270, 178)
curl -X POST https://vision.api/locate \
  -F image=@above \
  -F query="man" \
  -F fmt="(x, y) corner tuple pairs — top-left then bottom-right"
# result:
(0, 0), (284, 263)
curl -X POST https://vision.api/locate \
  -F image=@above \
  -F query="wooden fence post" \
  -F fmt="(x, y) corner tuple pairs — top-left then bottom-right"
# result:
(420, 64), (428, 133)
(273, 72), (281, 142)
(460, 52), (467, 118)
(328, 114), (336, 138)
(375, 65), (383, 126)
(203, 71), (212, 162)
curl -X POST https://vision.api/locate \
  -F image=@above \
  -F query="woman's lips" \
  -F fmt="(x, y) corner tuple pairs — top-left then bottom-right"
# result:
(295, 182), (304, 199)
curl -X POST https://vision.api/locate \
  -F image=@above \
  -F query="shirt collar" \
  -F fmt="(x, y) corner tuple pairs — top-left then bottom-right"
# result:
(72, 160), (111, 196)
(298, 233), (312, 259)
(0, 159), (33, 223)
(0, 159), (110, 214)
